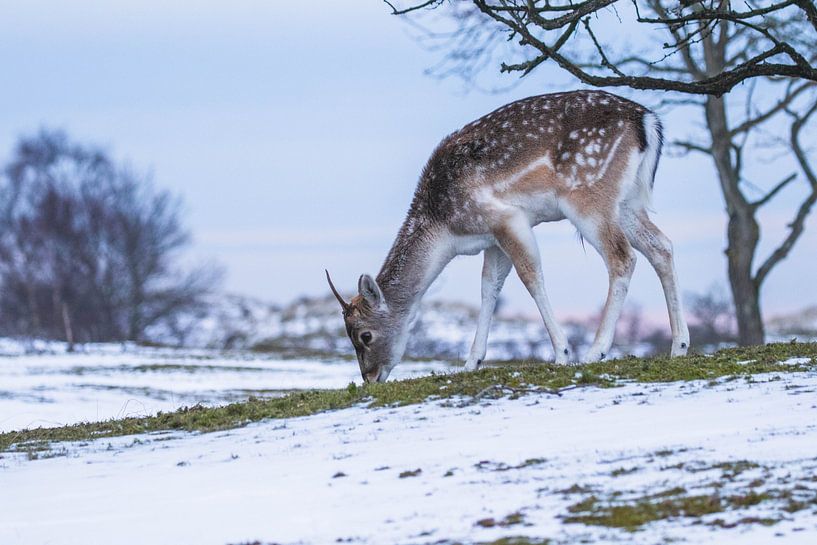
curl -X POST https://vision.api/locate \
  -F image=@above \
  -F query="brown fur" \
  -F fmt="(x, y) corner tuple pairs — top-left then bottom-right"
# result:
(332, 90), (674, 380)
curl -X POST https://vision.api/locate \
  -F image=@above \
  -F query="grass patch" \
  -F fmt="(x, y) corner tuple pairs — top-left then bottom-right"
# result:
(396, 538), (550, 545)
(475, 458), (548, 472)
(610, 466), (641, 477)
(708, 516), (779, 528)
(477, 539), (550, 545)
(2, 342), (815, 453)
(562, 483), (817, 532)
(475, 511), (527, 528)
(564, 492), (724, 531)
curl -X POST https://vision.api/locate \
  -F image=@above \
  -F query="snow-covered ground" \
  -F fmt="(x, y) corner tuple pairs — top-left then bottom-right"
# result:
(2, 366), (816, 544)
(0, 342), (452, 432)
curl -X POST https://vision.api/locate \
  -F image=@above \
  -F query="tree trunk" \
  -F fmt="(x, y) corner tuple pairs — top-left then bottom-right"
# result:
(53, 287), (75, 351)
(705, 96), (766, 345)
(61, 301), (75, 352)
(24, 278), (41, 336)
(726, 214), (765, 345)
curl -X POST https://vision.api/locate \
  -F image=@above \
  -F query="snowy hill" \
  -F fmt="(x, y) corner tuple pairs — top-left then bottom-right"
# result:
(143, 293), (651, 361)
(2, 345), (816, 545)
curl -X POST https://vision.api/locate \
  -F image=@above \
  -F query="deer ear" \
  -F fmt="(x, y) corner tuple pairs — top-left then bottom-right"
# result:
(358, 274), (383, 307)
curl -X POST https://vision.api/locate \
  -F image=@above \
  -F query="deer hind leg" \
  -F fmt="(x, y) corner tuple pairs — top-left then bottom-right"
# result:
(622, 209), (690, 356)
(465, 245), (513, 371)
(493, 213), (571, 364)
(565, 208), (637, 363)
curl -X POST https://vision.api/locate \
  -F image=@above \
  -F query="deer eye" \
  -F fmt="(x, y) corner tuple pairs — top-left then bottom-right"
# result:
(360, 331), (373, 346)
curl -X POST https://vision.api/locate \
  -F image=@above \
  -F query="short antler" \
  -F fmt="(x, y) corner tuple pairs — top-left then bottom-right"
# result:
(325, 269), (350, 312)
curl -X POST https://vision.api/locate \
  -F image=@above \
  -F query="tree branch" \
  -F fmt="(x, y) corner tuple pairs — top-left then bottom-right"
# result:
(750, 172), (797, 208)
(794, 0), (817, 34)
(401, 0), (817, 96)
(384, 0), (441, 15)
(729, 82), (815, 137)
(754, 100), (817, 287)
(672, 140), (712, 155)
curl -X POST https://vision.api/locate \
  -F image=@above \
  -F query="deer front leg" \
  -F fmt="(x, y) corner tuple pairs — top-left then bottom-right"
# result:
(493, 214), (571, 364)
(465, 245), (512, 371)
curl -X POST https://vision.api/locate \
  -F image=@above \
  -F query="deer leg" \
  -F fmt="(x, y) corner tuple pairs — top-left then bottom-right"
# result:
(623, 210), (690, 356)
(465, 245), (513, 371)
(493, 213), (571, 364)
(568, 214), (637, 363)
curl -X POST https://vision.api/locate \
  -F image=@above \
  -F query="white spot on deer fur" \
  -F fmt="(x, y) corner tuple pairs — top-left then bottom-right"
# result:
(565, 163), (582, 189)
(599, 128), (606, 136)
(575, 154), (586, 166)
(588, 157), (598, 167)
(490, 153), (554, 192)
(547, 126), (554, 134)
(569, 130), (579, 140)
(561, 152), (570, 161)
(593, 132), (625, 184)
(522, 120), (529, 126)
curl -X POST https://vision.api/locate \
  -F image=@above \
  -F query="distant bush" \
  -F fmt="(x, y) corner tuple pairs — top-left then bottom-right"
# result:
(0, 130), (220, 345)
(685, 284), (737, 348)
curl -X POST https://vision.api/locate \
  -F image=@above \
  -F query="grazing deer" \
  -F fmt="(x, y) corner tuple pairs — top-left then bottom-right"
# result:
(327, 90), (689, 382)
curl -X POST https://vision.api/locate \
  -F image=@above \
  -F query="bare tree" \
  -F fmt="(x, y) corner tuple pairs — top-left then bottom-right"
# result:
(0, 130), (220, 343)
(389, 0), (817, 345)
(386, 0), (817, 95)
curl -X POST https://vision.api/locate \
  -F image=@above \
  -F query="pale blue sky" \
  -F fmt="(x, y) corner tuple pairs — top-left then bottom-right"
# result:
(1, 1), (814, 322)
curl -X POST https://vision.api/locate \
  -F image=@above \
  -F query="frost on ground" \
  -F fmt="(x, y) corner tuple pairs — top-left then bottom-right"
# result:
(1, 367), (816, 545)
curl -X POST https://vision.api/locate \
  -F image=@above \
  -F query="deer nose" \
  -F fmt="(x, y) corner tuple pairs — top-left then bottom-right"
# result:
(363, 368), (381, 383)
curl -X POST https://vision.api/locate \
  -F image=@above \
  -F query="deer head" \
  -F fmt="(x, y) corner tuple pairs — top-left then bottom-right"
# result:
(326, 270), (401, 383)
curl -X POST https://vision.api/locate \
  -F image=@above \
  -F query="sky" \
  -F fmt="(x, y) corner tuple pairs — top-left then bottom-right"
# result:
(0, 1), (815, 323)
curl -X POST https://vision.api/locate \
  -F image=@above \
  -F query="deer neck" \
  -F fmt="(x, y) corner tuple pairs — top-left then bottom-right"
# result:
(376, 215), (452, 322)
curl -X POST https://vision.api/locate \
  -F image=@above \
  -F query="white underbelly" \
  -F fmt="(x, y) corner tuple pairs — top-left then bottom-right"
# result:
(449, 233), (496, 256)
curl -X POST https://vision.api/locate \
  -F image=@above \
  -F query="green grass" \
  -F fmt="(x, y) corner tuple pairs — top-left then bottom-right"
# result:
(475, 511), (527, 528)
(562, 484), (817, 531)
(1, 342), (815, 453)
(564, 492), (725, 531)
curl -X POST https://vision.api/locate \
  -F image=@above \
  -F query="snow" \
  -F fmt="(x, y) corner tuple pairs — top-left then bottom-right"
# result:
(2, 366), (816, 544)
(0, 343), (453, 432)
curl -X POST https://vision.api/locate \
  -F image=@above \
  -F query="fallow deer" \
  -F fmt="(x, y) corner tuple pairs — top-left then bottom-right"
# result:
(326, 90), (690, 382)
